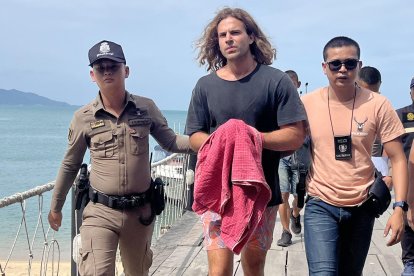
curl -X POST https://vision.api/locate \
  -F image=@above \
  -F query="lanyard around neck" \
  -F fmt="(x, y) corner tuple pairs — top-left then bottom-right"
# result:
(327, 85), (357, 137)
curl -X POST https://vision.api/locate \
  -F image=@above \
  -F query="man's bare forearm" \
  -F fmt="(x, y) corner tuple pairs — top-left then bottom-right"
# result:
(189, 132), (210, 152)
(262, 121), (306, 151)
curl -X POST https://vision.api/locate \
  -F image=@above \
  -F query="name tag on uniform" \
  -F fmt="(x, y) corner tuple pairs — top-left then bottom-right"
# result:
(402, 112), (414, 123)
(334, 135), (352, 160)
(129, 118), (151, 126)
(90, 120), (105, 129)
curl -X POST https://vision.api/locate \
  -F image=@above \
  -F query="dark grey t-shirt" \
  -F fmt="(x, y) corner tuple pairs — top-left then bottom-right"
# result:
(186, 64), (307, 206)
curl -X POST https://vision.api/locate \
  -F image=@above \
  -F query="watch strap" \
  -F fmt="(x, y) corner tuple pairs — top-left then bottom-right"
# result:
(392, 201), (408, 211)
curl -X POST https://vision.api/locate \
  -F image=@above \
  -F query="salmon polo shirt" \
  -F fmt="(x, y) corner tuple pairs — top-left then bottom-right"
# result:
(302, 87), (405, 207)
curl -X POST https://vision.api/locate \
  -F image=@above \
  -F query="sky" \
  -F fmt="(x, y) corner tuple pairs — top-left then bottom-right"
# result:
(1, 1), (413, 111)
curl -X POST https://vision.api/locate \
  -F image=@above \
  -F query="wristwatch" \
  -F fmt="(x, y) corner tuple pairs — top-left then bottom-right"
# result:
(392, 201), (409, 212)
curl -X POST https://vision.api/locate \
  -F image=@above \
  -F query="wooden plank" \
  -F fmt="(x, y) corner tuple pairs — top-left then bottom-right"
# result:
(286, 250), (308, 275)
(376, 210), (392, 230)
(183, 249), (208, 275)
(377, 253), (404, 275)
(271, 216), (287, 250)
(373, 217), (386, 230)
(371, 229), (402, 257)
(151, 246), (176, 271)
(184, 248), (242, 276)
(368, 240), (380, 255)
(151, 266), (178, 275)
(287, 234), (304, 252)
(177, 219), (203, 247)
(154, 212), (201, 249)
(363, 254), (386, 275)
(264, 250), (287, 276)
(149, 193), (405, 276)
(159, 245), (202, 269)
(233, 256), (243, 276)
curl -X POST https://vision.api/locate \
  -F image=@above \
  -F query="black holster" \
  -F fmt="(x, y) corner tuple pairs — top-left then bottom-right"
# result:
(139, 177), (166, 226)
(151, 177), (166, 215)
(74, 164), (90, 211)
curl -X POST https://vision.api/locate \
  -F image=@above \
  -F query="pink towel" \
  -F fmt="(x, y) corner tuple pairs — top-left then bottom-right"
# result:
(193, 119), (271, 254)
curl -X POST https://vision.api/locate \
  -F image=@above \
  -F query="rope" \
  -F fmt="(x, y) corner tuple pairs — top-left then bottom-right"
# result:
(0, 182), (55, 208)
(0, 188), (61, 276)
(19, 201), (34, 276)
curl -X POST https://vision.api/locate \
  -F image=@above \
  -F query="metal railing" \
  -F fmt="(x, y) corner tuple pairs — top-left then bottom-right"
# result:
(0, 182), (61, 276)
(0, 152), (194, 276)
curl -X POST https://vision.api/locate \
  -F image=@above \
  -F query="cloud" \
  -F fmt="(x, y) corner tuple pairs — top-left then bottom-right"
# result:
(1, 0), (413, 109)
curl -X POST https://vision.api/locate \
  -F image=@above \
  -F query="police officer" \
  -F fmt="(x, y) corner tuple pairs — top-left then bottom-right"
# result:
(397, 77), (414, 275)
(48, 40), (190, 276)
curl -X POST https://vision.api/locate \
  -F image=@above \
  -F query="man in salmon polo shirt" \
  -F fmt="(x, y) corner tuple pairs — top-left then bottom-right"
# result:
(301, 36), (408, 275)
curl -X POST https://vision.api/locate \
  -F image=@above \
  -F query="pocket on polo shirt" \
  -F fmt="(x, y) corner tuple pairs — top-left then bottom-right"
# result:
(129, 126), (150, 155)
(90, 130), (115, 158)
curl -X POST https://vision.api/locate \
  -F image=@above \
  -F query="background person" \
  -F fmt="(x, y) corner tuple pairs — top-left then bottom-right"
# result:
(357, 66), (393, 189)
(397, 77), (414, 276)
(185, 8), (306, 276)
(276, 70), (310, 247)
(48, 40), (190, 276)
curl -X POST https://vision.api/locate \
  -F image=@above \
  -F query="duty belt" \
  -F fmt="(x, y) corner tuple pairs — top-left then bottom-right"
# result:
(89, 187), (151, 210)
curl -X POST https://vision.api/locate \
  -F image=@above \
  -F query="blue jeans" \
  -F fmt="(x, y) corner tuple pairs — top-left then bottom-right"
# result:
(304, 197), (375, 276)
(278, 157), (299, 194)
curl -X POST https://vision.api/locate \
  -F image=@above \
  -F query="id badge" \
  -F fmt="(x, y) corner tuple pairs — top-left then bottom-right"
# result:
(334, 135), (352, 160)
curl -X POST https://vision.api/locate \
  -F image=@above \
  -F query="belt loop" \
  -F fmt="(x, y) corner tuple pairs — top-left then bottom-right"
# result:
(108, 197), (116, 208)
(91, 190), (98, 203)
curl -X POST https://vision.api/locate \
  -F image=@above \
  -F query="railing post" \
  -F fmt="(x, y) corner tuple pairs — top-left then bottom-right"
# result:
(71, 185), (84, 276)
(71, 187), (77, 276)
(184, 154), (197, 211)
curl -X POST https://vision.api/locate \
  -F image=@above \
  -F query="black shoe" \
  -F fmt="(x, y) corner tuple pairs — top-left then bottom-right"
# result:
(290, 210), (302, 234)
(277, 229), (292, 247)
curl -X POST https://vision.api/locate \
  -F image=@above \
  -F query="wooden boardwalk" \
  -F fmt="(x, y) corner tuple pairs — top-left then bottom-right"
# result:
(150, 204), (404, 275)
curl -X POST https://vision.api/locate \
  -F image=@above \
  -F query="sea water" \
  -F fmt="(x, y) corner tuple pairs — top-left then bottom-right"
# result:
(0, 105), (187, 261)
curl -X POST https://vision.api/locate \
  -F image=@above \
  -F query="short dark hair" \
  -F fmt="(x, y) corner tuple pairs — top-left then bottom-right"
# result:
(358, 66), (381, 85)
(323, 36), (360, 61)
(285, 70), (298, 81)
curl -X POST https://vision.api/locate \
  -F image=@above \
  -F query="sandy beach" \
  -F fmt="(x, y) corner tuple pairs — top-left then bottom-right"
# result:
(0, 260), (71, 276)
(0, 260), (127, 275)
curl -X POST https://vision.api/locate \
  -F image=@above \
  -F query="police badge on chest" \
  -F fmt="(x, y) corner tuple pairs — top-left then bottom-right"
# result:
(334, 135), (352, 160)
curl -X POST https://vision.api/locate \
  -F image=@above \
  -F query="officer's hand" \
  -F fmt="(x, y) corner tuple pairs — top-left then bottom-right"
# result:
(384, 208), (404, 246)
(382, 176), (393, 190)
(48, 210), (62, 231)
(408, 208), (414, 231)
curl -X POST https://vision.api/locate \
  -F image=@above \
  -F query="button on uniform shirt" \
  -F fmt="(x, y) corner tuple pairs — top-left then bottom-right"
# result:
(51, 91), (189, 212)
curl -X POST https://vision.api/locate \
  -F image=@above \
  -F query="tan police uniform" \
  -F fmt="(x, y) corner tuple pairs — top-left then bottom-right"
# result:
(51, 91), (190, 276)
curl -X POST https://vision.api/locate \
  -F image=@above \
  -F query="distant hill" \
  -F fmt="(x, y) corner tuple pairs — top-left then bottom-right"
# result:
(0, 89), (72, 107)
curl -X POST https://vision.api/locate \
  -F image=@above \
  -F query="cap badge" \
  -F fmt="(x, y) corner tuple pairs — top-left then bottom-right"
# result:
(99, 42), (110, 55)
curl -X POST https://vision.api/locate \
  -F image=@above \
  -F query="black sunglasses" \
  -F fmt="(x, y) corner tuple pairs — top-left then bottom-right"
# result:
(326, 59), (359, 71)
(93, 63), (122, 74)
